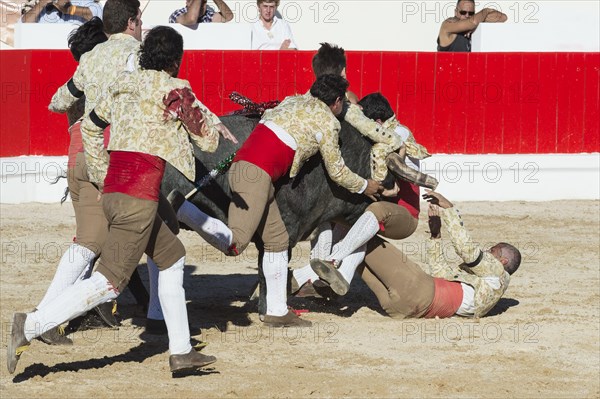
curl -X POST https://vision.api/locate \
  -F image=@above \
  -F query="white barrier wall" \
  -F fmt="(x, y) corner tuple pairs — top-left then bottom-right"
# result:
(7, 0), (600, 51)
(14, 22), (252, 49)
(144, 0), (600, 51)
(2, 154), (598, 203)
(472, 2), (600, 52)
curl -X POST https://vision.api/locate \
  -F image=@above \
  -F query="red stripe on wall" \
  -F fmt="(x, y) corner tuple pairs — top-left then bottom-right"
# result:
(1, 50), (598, 157)
(583, 53), (600, 152)
(519, 54), (540, 153)
(482, 53), (505, 154)
(413, 52), (436, 153)
(464, 53), (486, 154)
(0, 51), (31, 157)
(537, 53), (559, 153)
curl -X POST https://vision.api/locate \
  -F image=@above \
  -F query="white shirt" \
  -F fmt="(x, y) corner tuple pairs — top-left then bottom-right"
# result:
(251, 16), (297, 50)
(393, 125), (420, 171)
(456, 276), (504, 316)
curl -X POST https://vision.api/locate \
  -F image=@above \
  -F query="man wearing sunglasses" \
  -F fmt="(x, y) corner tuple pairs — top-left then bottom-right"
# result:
(438, 0), (507, 52)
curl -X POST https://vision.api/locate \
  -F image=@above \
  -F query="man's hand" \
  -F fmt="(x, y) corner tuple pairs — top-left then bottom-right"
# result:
(380, 181), (399, 198)
(52, 0), (71, 13)
(428, 204), (442, 239)
(422, 189), (453, 209)
(215, 123), (238, 144)
(364, 179), (384, 201)
(280, 39), (291, 50)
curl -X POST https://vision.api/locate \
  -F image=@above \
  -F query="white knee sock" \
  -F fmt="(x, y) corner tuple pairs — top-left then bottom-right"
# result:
(337, 244), (366, 284)
(37, 243), (96, 309)
(292, 265), (320, 287)
(310, 223), (333, 259)
(158, 257), (192, 355)
(328, 211), (379, 263)
(294, 222), (335, 286)
(263, 250), (289, 316)
(146, 257), (164, 320)
(25, 272), (118, 341)
(177, 200), (232, 254)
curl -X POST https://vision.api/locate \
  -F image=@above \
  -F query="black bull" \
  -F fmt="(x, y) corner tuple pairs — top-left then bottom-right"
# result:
(160, 115), (394, 313)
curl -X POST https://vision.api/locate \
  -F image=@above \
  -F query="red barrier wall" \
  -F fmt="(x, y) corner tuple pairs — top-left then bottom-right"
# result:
(1, 50), (598, 157)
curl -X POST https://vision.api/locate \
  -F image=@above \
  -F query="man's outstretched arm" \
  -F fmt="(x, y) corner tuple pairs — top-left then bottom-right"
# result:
(423, 190), (483, 266)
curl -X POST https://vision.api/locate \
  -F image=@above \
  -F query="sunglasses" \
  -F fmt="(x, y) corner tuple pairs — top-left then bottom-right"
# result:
(458, 10), (476, 16)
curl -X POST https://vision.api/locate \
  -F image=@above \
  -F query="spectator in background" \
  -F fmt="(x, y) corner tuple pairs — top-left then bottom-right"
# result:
(437, 0), (507, 52)
(251, 0), (296, 50)
(21, 0), (102, 24)
(169, 0), (233, 25)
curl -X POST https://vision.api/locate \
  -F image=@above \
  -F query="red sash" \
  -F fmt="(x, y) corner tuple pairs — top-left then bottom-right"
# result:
(423, 278), (464, 319)
(233, 123), (296, 181)
(103, 151), (165, 201)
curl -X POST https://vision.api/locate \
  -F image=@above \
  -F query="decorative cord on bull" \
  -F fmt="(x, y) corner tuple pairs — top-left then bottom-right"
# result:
(227, 91), (280, 117)
(183, 91), (279, 199)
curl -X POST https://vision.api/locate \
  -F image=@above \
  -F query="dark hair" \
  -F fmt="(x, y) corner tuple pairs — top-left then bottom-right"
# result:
(139, 26), (184, 72)
(257, 0), (279, 5)
(497, 242), (521, 275)
(309, 74), (348, 106)
(68, 17), (107, 61)
(358, 93), (394, 122)
(103, 0), (140, 34)
(312, 42), (346, 78)
(457, 0), (475, 7)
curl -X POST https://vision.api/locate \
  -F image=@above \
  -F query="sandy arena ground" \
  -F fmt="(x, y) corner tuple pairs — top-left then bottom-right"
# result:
(0, 200), (599, 398)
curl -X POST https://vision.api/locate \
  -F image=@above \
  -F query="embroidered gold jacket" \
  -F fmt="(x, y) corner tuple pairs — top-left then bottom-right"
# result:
(427, 208), (511, 318)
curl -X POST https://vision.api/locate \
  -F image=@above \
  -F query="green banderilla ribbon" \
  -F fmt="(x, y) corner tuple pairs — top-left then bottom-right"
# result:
(184, 152), (236, 199)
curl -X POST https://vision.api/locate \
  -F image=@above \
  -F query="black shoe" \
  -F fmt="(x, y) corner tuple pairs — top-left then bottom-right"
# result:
(38, 325), (73, 346)
(145, 318), (168, 335)
(167, 189), (186, 215)
(386, 152), (438, 190)
(309, 259), (350, 296)
(262, 310), (312, 328)
(169, 349), (217, 373)
(94, 301), (120, 328)
(312, 279), (338, 300)
(7, 313), (30, 374)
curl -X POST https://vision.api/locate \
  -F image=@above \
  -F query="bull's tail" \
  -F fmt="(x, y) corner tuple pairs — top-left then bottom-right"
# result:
(50, 173), (70, 204)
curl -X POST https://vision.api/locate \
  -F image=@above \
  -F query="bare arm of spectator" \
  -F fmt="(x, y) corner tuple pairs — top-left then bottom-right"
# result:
(23, 0), (100, 22)
(175, 0), (202, 25)
(442, 8), (507, 35)
(21, 0), (53, 22)
(481, 8), (508, 23)
(210, 0), (234, 22)
(54, 1), (99, 21)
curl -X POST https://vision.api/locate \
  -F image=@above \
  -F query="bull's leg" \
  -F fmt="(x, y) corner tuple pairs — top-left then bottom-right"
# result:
(144, 258), (168, 334)
(127, 267), (150, 310)
(256, 247), (267, 317)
